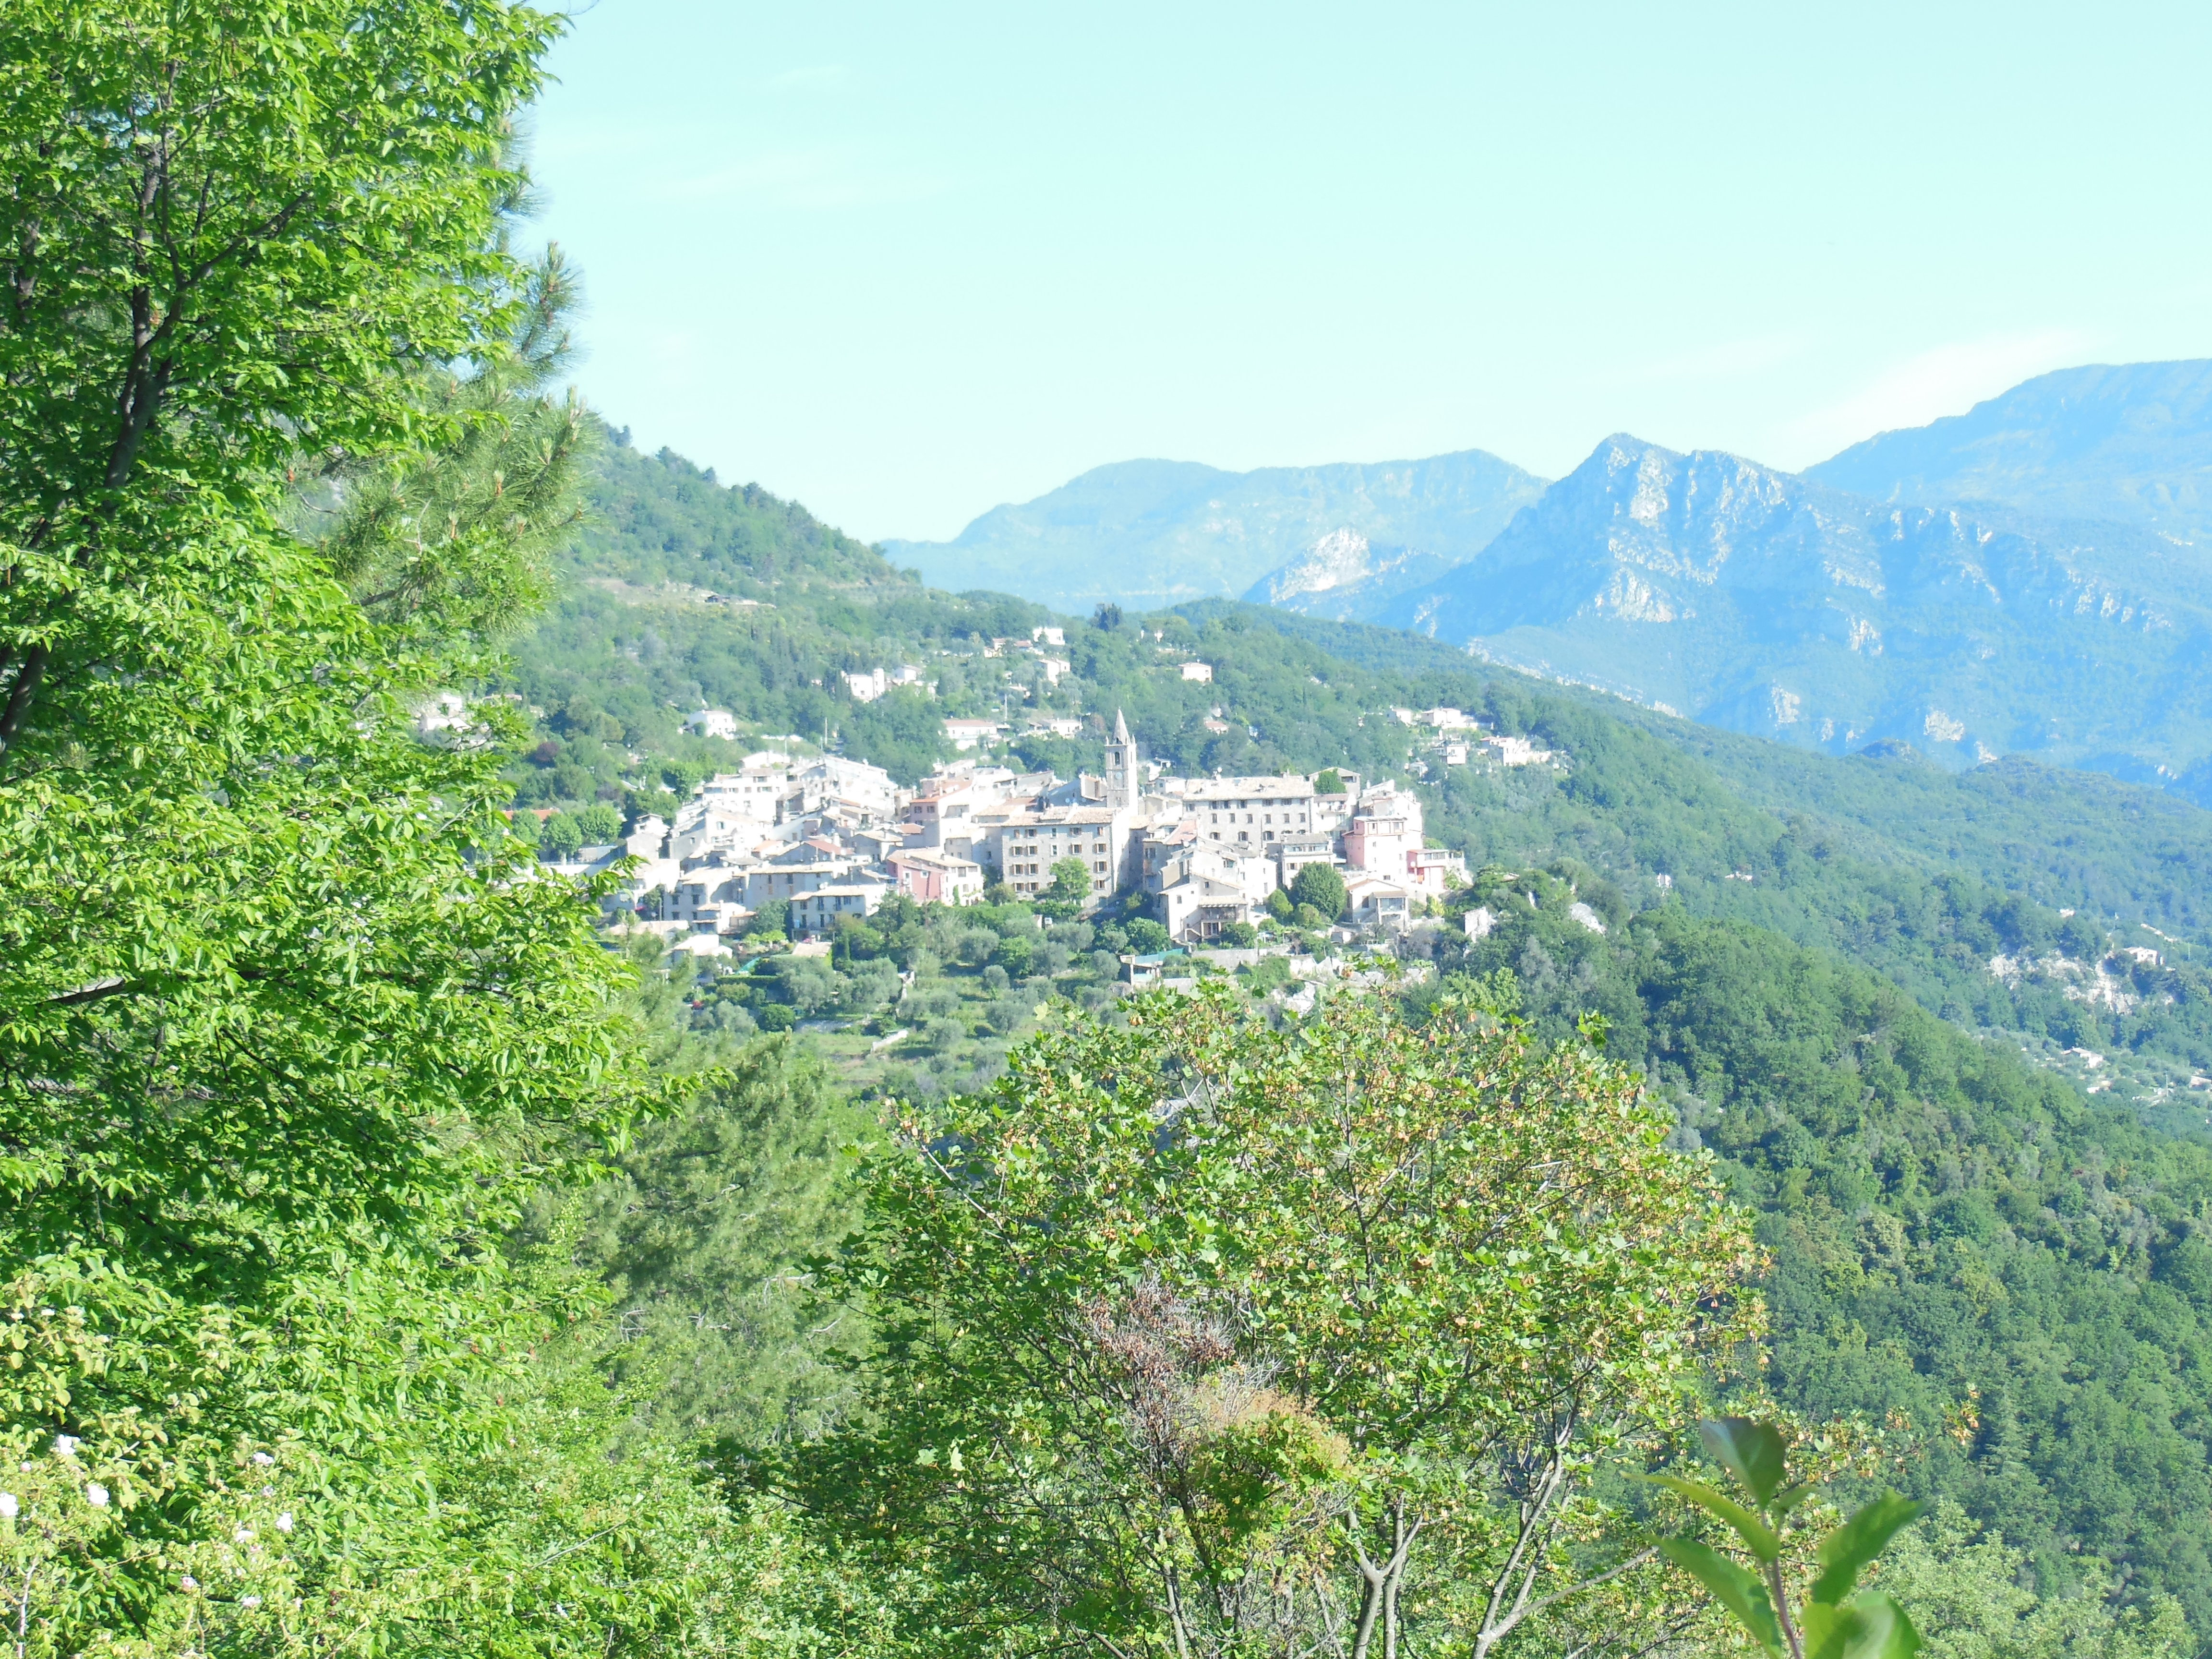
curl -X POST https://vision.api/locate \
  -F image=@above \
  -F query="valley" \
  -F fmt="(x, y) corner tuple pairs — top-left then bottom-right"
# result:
(490, 416), (2212, 1635)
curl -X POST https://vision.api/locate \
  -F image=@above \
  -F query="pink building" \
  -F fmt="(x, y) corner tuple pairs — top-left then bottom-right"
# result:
(1343, 808), (1419, 878)
(889, 849), (985, 906)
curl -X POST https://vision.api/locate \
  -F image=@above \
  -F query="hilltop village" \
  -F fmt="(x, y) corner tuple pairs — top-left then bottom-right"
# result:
(561, 705), (1554, 964)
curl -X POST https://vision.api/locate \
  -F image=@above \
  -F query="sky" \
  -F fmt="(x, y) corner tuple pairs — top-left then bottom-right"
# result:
(528, 0), (2212, 543)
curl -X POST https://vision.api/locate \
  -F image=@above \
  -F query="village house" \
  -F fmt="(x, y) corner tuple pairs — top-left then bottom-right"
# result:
(685, 707), (739, 740)
(888, 848), (986, 906)
(944, 717), (1002, 751)
(788, 883), (890, 933)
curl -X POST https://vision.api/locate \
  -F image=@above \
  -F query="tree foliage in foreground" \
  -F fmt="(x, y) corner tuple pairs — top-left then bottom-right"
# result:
(0, 1), (792, 1650)
(792, 985), (1762, 1658)
(1653, 1417), (1923, 1659)
(1426, 886), (2212, 1634)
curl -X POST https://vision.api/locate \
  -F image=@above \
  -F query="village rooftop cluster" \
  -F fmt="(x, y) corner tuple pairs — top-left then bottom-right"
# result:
(557, 705), (1557, 961)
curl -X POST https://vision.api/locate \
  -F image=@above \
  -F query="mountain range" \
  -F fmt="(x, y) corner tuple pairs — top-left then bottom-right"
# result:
(1807, 359), (2212, 536)
(886, 359), (2212, 798)
(881, 450), (1545, 612)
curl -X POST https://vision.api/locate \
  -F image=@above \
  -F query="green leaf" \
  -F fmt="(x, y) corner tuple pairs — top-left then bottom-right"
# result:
(1770, 1480), (1819, 1518)
(1657, 1537), (1785, 1657)
(1642, 1473), (1782, 1561)
(1811, 1492), (1925, 1606)
(1699, 1416), (1791, 1506)
(1803, 1591), (1922, 1659)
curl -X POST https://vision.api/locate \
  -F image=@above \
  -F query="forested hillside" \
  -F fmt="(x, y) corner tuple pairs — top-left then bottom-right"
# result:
(496, 420), (2212, 1641)
(506, 431), (1060, 800)
(1419, 877), (2212, 1631)
(511, 448), (2212, 1112)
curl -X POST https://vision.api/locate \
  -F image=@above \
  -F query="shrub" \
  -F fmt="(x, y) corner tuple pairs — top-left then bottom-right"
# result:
(1124, 918), (1171, 954)
(1289, 862), (1348, 920)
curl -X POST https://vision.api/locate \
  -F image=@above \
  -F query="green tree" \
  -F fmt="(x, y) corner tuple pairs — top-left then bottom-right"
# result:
(1048, 855), (1094, 906)
(319, 248), (592, 642)
(575, 800), (625, 842)
(561, 1037), (870, 1450)
(540, 807), (586, 858)
(0, 1), (772, 1648)
(793, 986), (1759, 1658)
(775, 956), (843, 1016)
(841, 957), (902, 1013)
(1290, 860), (1349, 921)
(0, 0), (563, 759)
(1124, 916), (1172, 953)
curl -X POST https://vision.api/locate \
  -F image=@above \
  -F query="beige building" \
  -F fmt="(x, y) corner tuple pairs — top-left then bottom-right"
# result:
(1171, 775), (1322, 849)
(982, 805), (1136, 908)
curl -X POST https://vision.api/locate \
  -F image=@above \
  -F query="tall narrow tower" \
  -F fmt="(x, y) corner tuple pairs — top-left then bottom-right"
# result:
(1103, 708), (1136, 809)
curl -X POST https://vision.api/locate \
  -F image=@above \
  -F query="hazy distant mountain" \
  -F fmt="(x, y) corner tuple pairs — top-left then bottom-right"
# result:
(881, 450), (1546, 612)
(1378, 434), (2212, 789)
(1806, 360), (2212, 540)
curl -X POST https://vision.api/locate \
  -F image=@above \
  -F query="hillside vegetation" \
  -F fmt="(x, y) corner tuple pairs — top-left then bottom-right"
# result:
(1421, 879), (2212, 1631)
(499, 431), (2212, 1641)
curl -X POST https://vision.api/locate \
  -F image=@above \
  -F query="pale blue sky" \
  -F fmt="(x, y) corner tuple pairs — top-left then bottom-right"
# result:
(529, 1), (2212, 542)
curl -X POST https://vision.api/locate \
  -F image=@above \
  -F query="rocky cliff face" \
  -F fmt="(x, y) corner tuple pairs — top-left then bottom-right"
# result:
(1241, 527), (1464, 620)
(1378, 434), (2212, 788)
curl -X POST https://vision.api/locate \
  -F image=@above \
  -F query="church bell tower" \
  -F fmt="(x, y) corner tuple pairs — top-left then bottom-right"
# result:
(1103, 708), (1136, 809)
